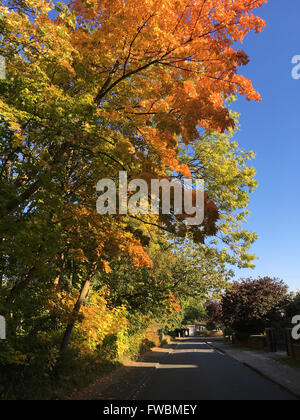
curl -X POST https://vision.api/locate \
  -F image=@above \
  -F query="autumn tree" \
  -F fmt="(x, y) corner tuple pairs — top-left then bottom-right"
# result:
(0, 0), (269, 377)
(0, 0), (267, 251)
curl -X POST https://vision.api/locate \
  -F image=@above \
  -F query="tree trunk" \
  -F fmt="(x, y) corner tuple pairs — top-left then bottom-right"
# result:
(60, 263), (96, 353)
(54, 253), (65, 286)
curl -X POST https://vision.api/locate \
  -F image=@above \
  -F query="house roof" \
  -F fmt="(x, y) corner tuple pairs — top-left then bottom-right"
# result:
(182, 321), (207, 328)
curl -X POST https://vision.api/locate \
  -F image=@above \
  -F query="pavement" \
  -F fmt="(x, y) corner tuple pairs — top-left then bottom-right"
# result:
(207, 338), (300, 399)
(134, 338), (297, 400)
(69, 338), (298, 400)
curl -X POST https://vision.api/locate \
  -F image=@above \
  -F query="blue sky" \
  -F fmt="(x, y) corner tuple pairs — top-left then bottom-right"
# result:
(232, 0), (300, 291)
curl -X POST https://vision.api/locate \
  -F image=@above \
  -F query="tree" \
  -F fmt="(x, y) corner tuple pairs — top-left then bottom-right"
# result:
(0, 0), (267, 292)
(182, 300), (206, 325)
(205, 300), (223, 330)
(221, 277), (290, 337)
(0, 0), (266, 229)
(179, 106), (258, 269)
(286, 293), (300, 321)
(0, 0), (269, 384)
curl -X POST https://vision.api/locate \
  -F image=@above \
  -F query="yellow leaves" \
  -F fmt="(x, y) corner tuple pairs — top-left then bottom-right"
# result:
(55, 2), (77, 29)
(8, 121), (21, 132)
(0, 345), (28, 367)
(44, 287), (78, 324)
(24, 0), (53, 14)
(72, 289), (128, 355)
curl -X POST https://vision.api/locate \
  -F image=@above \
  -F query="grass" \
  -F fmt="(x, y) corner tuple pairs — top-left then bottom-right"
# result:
(276, 358), (300, 369)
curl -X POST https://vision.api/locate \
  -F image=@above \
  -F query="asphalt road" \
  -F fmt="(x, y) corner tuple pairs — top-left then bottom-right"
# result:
(136, 338), (296, 400)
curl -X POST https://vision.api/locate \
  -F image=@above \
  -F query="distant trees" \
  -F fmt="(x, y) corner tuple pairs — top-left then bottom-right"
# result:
(182, 303), (206, 326)
(286, 293), (300, 321)
(221, 277), (290, 337)
(188, 278), (296, 338)
(205, 300), (223, 330)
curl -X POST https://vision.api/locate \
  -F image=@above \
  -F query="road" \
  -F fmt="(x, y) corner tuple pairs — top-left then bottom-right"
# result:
(136, 338), (296, 400)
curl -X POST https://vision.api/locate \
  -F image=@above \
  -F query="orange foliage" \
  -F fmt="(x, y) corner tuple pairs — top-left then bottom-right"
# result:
(0, 0), (267, 276)
(167, 293), (181, 313)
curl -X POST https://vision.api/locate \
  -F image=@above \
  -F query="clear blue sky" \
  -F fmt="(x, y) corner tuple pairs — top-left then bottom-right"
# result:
(232, 0), (300, 291)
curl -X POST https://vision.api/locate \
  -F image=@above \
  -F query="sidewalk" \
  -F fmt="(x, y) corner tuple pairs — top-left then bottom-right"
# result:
(207, 340), (300, 399)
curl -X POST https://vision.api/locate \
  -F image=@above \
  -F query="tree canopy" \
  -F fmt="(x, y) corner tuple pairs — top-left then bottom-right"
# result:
(0, 0), (268, 399)
(221, 277), (290, 335)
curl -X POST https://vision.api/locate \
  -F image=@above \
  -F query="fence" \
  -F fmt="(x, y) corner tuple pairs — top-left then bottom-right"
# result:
(286, 328), (300, 361)
(229, 327), (300, 361)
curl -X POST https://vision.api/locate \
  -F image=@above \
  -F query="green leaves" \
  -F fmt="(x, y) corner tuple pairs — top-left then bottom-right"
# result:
(178, 110), (258, 269)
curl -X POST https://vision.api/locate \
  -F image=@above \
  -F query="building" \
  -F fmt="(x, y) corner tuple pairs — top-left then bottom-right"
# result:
(181, 322), (207, 337)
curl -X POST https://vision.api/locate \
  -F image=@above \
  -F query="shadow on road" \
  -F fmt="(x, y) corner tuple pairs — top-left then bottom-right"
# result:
(135, 338), (297, 401)
(68, 337), (296, 400)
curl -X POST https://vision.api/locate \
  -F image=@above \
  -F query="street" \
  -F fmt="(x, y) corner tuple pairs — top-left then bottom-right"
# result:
(136, 338), (296, 400)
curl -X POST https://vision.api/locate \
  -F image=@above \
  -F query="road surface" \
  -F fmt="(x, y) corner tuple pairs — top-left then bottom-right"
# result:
(136, 338), (296, 400)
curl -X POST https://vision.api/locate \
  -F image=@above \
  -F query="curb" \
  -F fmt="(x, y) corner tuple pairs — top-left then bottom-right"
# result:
(241, 362), (300, 400)
(127, 342), (179, 401)
(208, 342), (300, 400)
(128, 364), (158, 401)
